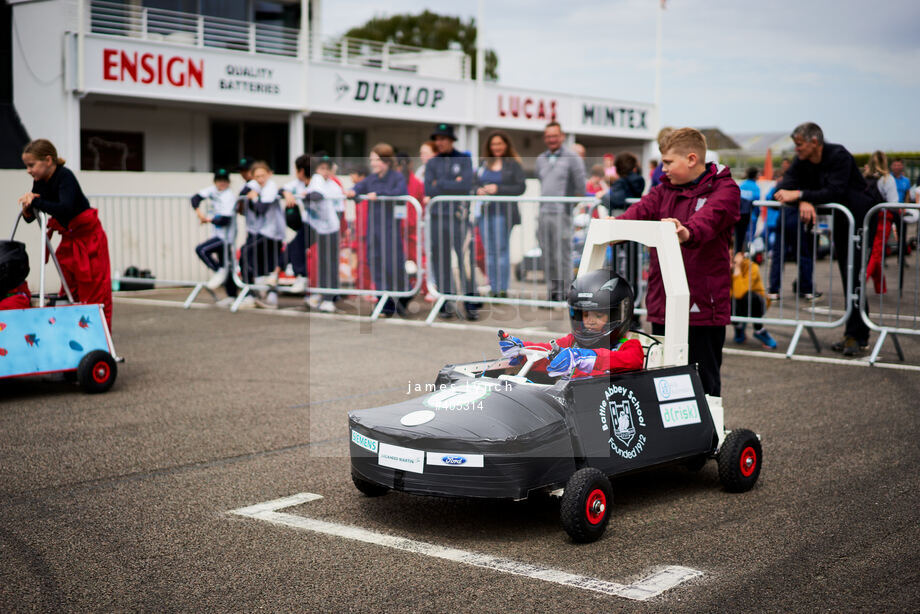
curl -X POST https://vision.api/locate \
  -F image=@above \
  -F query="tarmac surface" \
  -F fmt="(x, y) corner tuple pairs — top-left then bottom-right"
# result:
(2, 294), (919, 613)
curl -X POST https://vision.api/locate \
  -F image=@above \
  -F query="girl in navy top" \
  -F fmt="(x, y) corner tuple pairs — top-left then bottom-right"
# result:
(346, 143), (408, 316)
(18, 139), (113, 327)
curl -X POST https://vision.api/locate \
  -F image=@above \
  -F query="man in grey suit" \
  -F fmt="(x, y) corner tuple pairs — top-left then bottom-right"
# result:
(535, 121), (587, 301)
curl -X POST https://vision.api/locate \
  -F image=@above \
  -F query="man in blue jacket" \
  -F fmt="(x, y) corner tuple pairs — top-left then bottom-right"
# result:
(424, 123), (477, 320)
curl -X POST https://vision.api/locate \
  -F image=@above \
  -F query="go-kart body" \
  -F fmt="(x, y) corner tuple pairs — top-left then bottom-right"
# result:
(348, 219), (759, 541)
(349, 358), (719, 500)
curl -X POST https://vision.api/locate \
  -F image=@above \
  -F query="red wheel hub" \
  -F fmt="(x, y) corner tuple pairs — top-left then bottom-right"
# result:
(739, 446), (757, 477)
(585, 488), (607, 525)
(92, 361), (110, 384)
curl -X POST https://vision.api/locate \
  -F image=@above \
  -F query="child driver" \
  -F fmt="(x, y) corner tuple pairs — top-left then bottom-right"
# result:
(499, 269), (644, 377)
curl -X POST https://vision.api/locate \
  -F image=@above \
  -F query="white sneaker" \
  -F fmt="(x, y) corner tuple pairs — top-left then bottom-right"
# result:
(236, 296), (257, 309)
(215, 296), (234, 307)
(319, 300), (336, 313)
(206, 268), (228, 290)
(305, 294), (322, 310)
(255, 291), (278, 309)
(288, 276), (308, 294)
(254, 273), (278, 287)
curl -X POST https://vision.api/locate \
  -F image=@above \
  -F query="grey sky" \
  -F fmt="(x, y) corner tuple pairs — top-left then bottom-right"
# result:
(322, 0), (919, 153)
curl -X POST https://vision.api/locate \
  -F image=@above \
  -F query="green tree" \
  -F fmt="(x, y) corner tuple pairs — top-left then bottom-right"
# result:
(344, 10), (498, 81)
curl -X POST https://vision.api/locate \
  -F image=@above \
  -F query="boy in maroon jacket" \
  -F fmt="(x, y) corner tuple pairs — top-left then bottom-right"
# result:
(616, 128), (740, 396)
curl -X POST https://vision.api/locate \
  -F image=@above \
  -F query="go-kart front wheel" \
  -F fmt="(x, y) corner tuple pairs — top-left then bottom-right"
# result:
(77, 350), (117, 394)
(718, 429), (762, 492)
(560, 468), (612, 543)
(352, 473), (389, 497)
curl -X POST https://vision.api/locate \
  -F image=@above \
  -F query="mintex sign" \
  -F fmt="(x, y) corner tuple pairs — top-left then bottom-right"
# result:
(83, 35), (303, 109)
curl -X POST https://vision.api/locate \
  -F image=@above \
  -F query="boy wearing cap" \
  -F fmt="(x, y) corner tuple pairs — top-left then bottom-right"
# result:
(191, 168), (238, 294)
(423, 123), (477, 320)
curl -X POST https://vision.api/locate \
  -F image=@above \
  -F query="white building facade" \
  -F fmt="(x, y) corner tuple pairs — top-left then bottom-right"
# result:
(9, 0), (658, 174)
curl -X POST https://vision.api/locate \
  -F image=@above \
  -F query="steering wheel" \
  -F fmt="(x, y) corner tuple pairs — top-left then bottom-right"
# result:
(515, 346), (552, 378)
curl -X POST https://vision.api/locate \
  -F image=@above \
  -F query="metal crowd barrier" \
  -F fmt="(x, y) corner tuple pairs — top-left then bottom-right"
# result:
(219, 194), (422, 316)
(423, 194), (640, 324)
(735, 201), (856, 357)
(92, 193), (220, 288)
(860, 203), (920, 364)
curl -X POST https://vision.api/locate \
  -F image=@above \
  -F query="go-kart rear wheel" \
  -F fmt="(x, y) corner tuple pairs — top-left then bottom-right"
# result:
(352, 473), (389, 497)
(560, 468), (612, 543)
(77, 350), (117, 394)
(718, 429), (762, 492)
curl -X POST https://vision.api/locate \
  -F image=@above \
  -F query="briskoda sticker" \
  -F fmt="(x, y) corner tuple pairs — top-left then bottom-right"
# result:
(426, 452), (484, 468)
(653, 374), (694, 402)
(598, 384), (647, 459)
(378, 442), (425, 474)
(351, 429), (378, 453)
(660, 400), (702, 428)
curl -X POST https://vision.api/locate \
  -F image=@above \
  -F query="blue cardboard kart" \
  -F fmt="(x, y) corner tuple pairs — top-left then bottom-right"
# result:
(1, 212), (119, 393)
(0, 303), (117, 392)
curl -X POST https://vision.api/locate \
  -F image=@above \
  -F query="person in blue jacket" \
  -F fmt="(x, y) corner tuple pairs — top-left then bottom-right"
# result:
(423, 123), (477, 320)
(346, 142), (408, 316)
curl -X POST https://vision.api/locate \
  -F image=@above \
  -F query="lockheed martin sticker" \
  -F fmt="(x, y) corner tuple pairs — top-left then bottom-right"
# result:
(598, 384), (647, 459)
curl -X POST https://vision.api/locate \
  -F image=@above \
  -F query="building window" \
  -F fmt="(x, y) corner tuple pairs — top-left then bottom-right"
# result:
(211, 120), (288, 173)
(81, 130), (144, 171)
(306, 125), (366, 162)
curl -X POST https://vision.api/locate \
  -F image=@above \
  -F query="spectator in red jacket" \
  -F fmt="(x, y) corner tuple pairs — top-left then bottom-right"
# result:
(616, 128), (740, 396)
(499, 270), (644, 378)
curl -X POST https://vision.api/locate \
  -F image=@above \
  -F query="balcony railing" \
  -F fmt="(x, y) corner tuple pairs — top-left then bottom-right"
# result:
(312, 36), (470, 80)
(90, 1), (300, 58)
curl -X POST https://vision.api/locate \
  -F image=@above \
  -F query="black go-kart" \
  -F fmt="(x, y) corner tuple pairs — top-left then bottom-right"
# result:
(348, 219), (761, 542)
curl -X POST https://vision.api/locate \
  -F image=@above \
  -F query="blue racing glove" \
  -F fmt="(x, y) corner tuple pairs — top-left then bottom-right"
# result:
(547, 348), (597, 377)
(499, 335), (524, 357)
(499, 335), (525, 366)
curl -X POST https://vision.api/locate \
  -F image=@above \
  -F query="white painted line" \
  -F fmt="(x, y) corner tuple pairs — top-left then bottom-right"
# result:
(228, 492), (702, 601)
(723, 347), (920, 372)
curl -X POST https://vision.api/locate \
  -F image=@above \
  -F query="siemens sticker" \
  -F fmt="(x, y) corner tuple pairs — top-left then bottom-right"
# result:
(582, 104), (648, 131)
(345, 78), (445, 108)
(351, 429), (378, 453)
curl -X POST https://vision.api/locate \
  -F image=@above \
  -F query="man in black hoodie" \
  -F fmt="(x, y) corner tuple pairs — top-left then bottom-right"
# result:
(773, 122), (872, 356)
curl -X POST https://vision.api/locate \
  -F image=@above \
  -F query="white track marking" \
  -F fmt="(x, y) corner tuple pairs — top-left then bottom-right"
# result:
(228, 492), (702, 601)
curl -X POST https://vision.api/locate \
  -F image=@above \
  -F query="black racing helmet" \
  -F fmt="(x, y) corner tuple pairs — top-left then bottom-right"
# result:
(567, 269), (634, 348)
(0, 240), (29, 295)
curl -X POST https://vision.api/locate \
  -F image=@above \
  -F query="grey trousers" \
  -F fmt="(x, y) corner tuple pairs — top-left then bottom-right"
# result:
(537, 209), (573, 301)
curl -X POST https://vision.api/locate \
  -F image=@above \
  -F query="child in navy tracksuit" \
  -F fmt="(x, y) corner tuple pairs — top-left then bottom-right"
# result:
(191, 168), (238, 295)
(240, 161), (286, 307)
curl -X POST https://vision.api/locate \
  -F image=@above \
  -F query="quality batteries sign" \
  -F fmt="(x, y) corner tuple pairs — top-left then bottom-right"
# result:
(81, 35), (303, 109)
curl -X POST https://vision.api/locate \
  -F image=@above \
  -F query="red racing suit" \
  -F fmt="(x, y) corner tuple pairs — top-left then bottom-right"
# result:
(48, 208), (113, 328)
(0, 282), (31, 310)
(524, 334), (644, 377)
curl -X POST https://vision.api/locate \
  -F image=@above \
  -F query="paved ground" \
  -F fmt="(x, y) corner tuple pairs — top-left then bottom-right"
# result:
(2, 297), (919, 612)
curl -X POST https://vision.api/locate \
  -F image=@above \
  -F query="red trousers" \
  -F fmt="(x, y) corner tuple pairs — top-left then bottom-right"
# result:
(49, 209), (113, 328)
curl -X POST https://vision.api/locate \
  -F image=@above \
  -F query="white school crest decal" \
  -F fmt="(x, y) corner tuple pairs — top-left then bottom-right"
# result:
(598, 384), (647, 460)
(695, 197), (707, 211)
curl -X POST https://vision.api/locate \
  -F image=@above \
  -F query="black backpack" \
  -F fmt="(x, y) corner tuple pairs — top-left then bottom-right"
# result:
(0, 240), (29, 295)
(864, 175), (885, 205)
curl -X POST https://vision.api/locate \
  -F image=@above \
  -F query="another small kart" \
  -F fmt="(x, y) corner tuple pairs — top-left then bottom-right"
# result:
(0, 213), (119, 393)
(348, 219), (761, 542)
